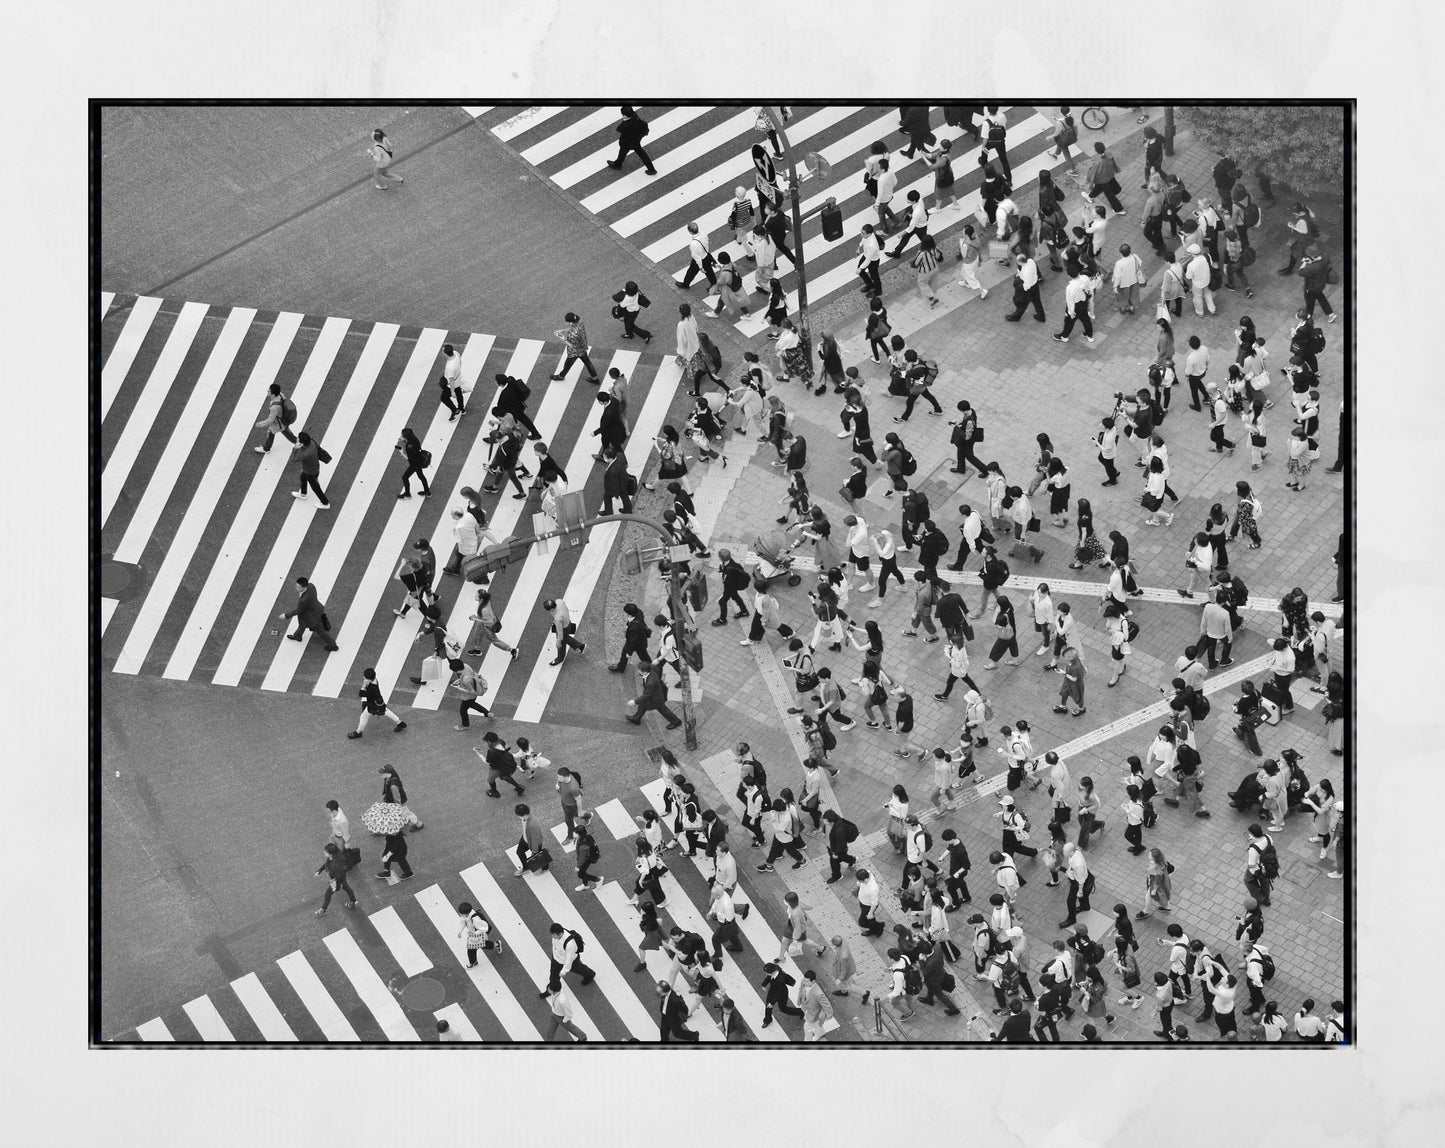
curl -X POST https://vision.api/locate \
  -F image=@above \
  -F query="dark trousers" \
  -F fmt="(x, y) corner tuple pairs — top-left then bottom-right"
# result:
(747, 612), (792, 641)
(858, 260), (883, 296)
(901, 388), (943, 418)
(1197, 634), (1232, 668)
(1064, 874), (1094, 921)
(859, 904), (885, 936)
(1002, 830), (1038, 859)
(575, 853), (598, 886)
(1158, 1002), (1175, 1039)
(1210, 424), (1236, 451)
(1091, 178), (1124, 213)
(955, 440), (987, 477)
(888, 226), (928, 258)
(1186, 375), (1210, 410)
(602, 490), (634, 515)
(1059, 302), (1094, 338)
(614, 638), (648, 670)
(612, 139), (655, 173)
(1271, 673), (1295, 713)
(622, 311), (652, 341)
(875, 555), (905, 595)
(766, 836), (806, 865)
(547, 958), (596, 992)
(439, 383), (465, 416)
(763, 996), (804, 1025)
(1124, 822), (1145, 853)
(938, 671), (979, 699)
(1009, 284), (1046, 321)
(1245, 869), (1272, 907)
(633, 694), (681, 726)
(554, 622), (585, 657)
(1098, 452), (1120, 482)
(828, 847), (856, 881)
(1225, 259), (1251, 290)
(298, 473), (330, 504)
(262, 425), (299, 451)
(505, 407), (542, 439)
(680, 255), (718, 289)
(1143, 214), (1166, 253)
(558, 351), (599, 381)
(945, 872), (971, 906)
(1303, 287), (1333, 318)
(400, 463), (430, 495)
(382, 853), (413, 879)
(464, 939), (500, 966)
(458, 697), (491, 726)
(717, 588), (749, 621)
(712, 918), (745, 959)
(321, 875), (356, 910)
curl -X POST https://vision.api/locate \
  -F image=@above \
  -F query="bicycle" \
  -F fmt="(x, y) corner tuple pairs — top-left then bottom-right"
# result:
(1081, 106), (1109, 131)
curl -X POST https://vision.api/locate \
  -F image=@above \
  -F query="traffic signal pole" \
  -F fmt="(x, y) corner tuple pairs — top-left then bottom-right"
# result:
(763, 105), (813, 372)
(472, 510), (698, 749)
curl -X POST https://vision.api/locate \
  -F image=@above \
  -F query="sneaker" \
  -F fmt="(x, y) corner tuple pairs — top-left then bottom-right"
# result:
(291, 492), (307, 500)
(869, 598), (884, 608)
(756, 863), (775, 873)
(1052, 334), (1068, 343)
(1085, 336), (1095, 345)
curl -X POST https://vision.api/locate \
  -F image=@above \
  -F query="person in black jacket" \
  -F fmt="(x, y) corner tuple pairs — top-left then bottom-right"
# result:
(315, 843), (358, 915)
(395, 428), (431, 499)
(821, 810), (857, 884)
(492, 373), (542, 440)
(348, 668), (406, 738)
(628, 660), (682, 729)
(713, 549), (751, 626)
(280, 576), (339, 651)
(599, 447), (634, 515)
(610, 603), (651, 672)
(760, 963), (803, 1028)
(940, 829), (972, 907)
(1212, 153), (1241, 214)
(593, 392), (627, 458)
(915, 520), (949, 584)
(375, 830), (413, 881)
(530, 442), (568, 493)
(993, 998), (1033, 1042)
(657, 980), (698, 1041)
(607, 105), (657, 175)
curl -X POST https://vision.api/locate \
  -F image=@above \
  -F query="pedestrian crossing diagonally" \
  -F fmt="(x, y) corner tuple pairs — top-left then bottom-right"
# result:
(472, 104), (1064, 337)
(99, 294), (684, 722)
(111, 791), (833, 1044)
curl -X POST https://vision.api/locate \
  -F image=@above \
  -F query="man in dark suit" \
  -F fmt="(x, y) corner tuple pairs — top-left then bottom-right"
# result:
(626, 660), (682, 729)
(993, 998), (1033, 1042)
(656, 979), (698, 1042)
(608, 105), (657, 176)
(280, 576), (338, 650)
(717, 995), (752, 1042)
(491, 373), (541, 440)
(760, 962), (803, 1028)
(609, 603), (651, 673)
(712, 549), (751, 626)
(593, 391), (628, 459)
(821, 810), (856, 884)
(600, 446), (633, 515)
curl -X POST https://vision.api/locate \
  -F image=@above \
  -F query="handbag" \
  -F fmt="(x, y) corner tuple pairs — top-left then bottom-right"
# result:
(1250, 432), (1267, 447)
(524, 847), (553, 872)
(419, 655), (446, 682)
(1026, 516), (1041, 533)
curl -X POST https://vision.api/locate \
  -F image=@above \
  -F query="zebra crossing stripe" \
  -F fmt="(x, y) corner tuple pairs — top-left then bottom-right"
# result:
(308, 329), (458, 697)
(618, 104), (866, 245)
(107, 309), (278, 658)
(591, 880), (723, 1041)
(276, 950), (359, 1040)
(163, 316), (348, 681)
(229, 972), (297, 1040)
(182, 993), (236, 1041)
(493, 106), (570, 142)
(460, 861), (604, 1041)
(100, 294), (163, 422)
(258, 326), (444, 693)
(733, 111), (1055, 336)
(213, 322), (400, 687)
(101, 291), (116, 318)
(322, 928), (421, 1040)
(134, 1017), (174, 1041)
(433, 1001), (482, 1040)
(507, 846), (659, 1040)
(520, 105), (625, 168)
(412, 883), (541, 1039)
(461, 106), (494, 120)
(101, 300), (210, 527)
(369, 905), (432, 977)
(510, 355), (681, 722)
(587, 798), (788, 1041)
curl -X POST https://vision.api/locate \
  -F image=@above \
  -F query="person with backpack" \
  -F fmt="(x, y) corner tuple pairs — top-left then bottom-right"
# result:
(606, 104), (656, 175)
(1242, 941), (1274, 1017)
(1085, 141), (1125, 214)
(1278, 202), (1320, 275)
(314, 842), (358, 916)
(894, 350), (944, 420)
(253, 382), (299, 454)
(456, 901), (504, 964)
(1244, 824), (1278, 907)
(1052, 266), (1096, 346)
(1298, 246), (1338, 323)
(819, 809), (859, 885)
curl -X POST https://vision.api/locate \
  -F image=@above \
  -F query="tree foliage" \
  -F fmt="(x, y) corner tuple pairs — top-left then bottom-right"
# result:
(1178, 105), (1345, 195)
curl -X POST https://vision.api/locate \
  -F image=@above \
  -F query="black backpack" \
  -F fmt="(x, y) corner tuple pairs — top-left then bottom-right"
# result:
(417, 448), (433, 468)
(1259, 837), (1281, 879)
(840, 819), (860, 844)
(1257, 951), (1276, 981)
(567, 928), (586, 954)
(820, 723), (837, 753)
(920, 828), (933, 852)
(1188, 691), (1211, 722)
(1125, 618), (1140, 643)
(1083, 937), (1107, 966)
(901, 449), (918, 476)
(902, 962), (923, 995)
(280, 395), (298, 425)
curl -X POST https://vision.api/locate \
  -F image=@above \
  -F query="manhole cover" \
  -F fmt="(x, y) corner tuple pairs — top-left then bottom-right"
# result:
(100, 561), (133, 597)
(399, 976), (446, 1011)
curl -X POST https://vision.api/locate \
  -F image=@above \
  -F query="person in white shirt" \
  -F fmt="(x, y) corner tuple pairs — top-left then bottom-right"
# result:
(543, 598), (586, 666)
(1184, 243), (1216, 316)
(869, 527), (903, 606)
(438, 341), (466, 420)
(749, 224), (778, 294)
(888, 190), (930, 258)
(1060, 843), (1093, 926)
(1292, 998), (1326, 1042)
(886, 948), (916, 1019)
(325, 800), (350, 849)
(1006, 253), (1045, 321)
(993, 195), (1018, 244)
(1184, 335), (1211, 410)
(1047, 603), (1076, 669)
(1053, 271), (1095, 344)
(1029, 584), (1055, 655)
(1179, 531), (1215, 597)
(679, 221), (717, 290)
(874, 157), (901, 231)
(1110, 242), (1145, 314)
(856, 224), (884, 296)
(843, 514), (874, 592)
(855, 868), (884, 936)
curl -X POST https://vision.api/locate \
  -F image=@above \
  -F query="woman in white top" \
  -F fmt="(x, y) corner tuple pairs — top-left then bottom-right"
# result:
(956, 224), (987, 296)
(1103, 601), (1132, 687)
(1147, 727), (1178, 781)
(1142, 456), (1173, 527)
(1178, 531), (1215, 598)
(1245, 403), (1269, 470)
(1303, 778), (1337, 859)
(963, 689), (990, 747)
(884, 784), (910, 853)
(985, 464), (1010, 533)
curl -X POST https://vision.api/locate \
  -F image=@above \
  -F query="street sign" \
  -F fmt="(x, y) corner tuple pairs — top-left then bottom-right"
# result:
(805, 152), (831, 182)
(751, 143), (776, 186)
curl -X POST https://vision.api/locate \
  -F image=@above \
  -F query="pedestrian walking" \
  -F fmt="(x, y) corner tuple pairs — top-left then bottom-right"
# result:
(434, 342), (467, 420)
(477, 733), (527, 799)
(679, 223), (718, 290)
(314, 842), (358, 915)
(253, 383), (299, 454)
(1005, 252), (1046, 322)
(456, 901), (504, 965)
(542, 597), (586, 666)
(277, 575), (339, 650)
(395, 428), (431, 499)
(551, 312), (600, 384)
(607, 105), (656, 174)
(375, 829), (413, 881)
(626, 660), (682, 730)
(368, 128), (404, 190)
(347, 668), (405, 739)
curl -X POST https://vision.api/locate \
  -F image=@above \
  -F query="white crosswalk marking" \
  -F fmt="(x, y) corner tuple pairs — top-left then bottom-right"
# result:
(212, 322), (400, 687)
(370, 905), (432, 977)
(110, 310), (296, 658)
(587, 798), (787, 1041)
(506, 847), (658, 1040)
(276, 950), (359, 1040)
(182, 994), (235, 1041)
(135, 1017), (174, 1041)
(521, 106), (623, 167)
(511, 356), (680, 721)
(308, 329), (453, 696)
(102, 300), (209, 526)
(322, 928), (420, 1040)
(592, 881), (723, 1041)
(101, 290), (116, 317)
(460, 861), (603, 1040)
(229, 972), (297, 1040)
(163, 315), (348, 680)
(413, 883), (541, 1039)
(551, 106), (715, 189)
(461, 106), (494, 119)
(101, 294), (163, 422)
(433, 1002), (481, 1040)
(494, 106), (570, 141)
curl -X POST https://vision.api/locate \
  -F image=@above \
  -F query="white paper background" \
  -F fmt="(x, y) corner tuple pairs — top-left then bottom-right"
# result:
(12, 1), (1440, 1142)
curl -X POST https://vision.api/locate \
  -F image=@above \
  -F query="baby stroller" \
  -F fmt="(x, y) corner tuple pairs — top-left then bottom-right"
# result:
(752, 532), (803, 588)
